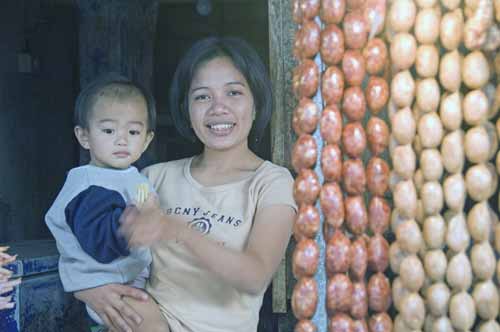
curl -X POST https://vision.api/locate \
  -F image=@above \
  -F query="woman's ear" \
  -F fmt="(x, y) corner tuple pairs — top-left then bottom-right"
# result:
(74, 126), (90, 150)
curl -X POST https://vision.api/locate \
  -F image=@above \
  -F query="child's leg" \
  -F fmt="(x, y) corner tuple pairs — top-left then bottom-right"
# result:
(122, 295), (170, 332)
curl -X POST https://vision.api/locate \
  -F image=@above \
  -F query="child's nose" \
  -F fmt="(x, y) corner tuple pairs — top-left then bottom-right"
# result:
(115, 131), (128, 145)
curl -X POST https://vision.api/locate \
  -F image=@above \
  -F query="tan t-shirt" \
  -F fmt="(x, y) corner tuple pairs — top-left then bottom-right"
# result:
(142, 157), (296, 332)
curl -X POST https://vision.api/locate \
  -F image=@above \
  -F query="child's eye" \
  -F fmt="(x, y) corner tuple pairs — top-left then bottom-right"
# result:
(129, 130), (141, 135)
(102, 128), (114, 134)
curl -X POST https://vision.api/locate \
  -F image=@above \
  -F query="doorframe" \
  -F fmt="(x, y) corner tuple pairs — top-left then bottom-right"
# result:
(268, 0), (296, 317)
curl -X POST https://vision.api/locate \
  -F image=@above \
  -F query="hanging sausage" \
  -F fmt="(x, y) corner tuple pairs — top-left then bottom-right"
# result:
(292, 3), (321, 330)
(386, 0), (426, 330)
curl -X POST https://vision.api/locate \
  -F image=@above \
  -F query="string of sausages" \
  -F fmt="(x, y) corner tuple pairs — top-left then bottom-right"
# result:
(290, 0), (499, 331)
(414, 0), (445, 330)
(462, 0), (499, 330)
(291, 0), (394, 331)
(429, 1), (464, 330)
(291, 2), (322, 331)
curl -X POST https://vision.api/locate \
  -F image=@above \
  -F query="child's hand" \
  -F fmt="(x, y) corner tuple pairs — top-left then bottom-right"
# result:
(137, 192), (160, 211)
(134, 183), (150, 208)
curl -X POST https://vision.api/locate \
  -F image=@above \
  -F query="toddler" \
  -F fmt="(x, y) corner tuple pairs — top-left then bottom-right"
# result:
(45, 73), (163, 328)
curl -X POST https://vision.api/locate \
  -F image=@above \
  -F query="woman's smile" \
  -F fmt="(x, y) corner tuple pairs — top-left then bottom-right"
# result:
(206, 122), (237, 135)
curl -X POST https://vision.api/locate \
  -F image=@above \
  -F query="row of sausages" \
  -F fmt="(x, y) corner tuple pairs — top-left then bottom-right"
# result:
(291, 3), (325, 331)
(387, 0), (500, 330)
(457, 0), (499, 329)
(291, 1), (393, 332)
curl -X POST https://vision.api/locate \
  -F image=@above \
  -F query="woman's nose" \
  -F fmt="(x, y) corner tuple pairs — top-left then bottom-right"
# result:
(209, 95), (229, 115)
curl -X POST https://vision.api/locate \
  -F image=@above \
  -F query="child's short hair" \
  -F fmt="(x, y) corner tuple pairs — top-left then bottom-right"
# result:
(169, 37), (273, 147)
(74, 73), (156, 132)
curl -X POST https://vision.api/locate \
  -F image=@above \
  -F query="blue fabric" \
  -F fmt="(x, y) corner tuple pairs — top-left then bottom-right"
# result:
(65, 185), (130, 263)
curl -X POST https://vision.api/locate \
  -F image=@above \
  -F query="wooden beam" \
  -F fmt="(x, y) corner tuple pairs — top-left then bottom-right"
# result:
(269, 0), (295, 171)
(269, 0), (296, 314)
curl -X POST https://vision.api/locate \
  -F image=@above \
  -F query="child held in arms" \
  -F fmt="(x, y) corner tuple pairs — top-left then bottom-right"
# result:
(45, 73), (166, 329)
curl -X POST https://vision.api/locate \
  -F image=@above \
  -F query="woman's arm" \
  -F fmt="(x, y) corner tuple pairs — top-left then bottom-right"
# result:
(182, 204), (295, 295)
(74, 283), (149, 332)
(122, 201), (295, 295)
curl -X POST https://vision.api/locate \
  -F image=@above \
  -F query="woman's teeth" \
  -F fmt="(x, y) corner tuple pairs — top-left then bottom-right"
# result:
(208, 123), (234, 130)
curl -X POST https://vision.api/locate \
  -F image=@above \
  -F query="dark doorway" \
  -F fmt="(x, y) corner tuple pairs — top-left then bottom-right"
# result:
(152, 0), (271, 163)
(0, 0), (79, 243)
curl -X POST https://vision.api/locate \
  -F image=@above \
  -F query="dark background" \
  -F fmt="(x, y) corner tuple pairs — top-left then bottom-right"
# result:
(0, 0), (270, 243)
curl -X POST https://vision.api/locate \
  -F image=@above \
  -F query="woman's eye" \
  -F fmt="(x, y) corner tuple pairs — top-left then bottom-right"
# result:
(228, 90), (242, 96)
(102, 129), (114, 134)
(194, 94), (210, 101)
(129, 130), (141, 136)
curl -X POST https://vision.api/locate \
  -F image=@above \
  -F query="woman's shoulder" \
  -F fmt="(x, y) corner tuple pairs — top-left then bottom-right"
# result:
(257, 161), (293, 177)
(251, 161), (297, 211)
(252, 161), (294, 186)
(141, 158), (191, 179)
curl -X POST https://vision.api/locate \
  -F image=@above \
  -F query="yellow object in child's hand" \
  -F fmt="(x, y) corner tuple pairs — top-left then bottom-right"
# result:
(136, 183), (149, 206)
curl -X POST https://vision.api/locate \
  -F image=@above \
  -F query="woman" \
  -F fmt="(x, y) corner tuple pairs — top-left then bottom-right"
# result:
(75, 36), (296, 332)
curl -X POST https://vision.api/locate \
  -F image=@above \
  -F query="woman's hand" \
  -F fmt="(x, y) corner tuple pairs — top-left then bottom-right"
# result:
(74, 284), (149, 332)
(120, 195), (183, 248)
(0, 246), (21, 310)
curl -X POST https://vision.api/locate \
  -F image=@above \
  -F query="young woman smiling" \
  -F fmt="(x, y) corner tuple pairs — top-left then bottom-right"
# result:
(75, 37), (296, 332)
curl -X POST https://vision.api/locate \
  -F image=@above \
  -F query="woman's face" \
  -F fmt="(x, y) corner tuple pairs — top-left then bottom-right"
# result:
(188, 56), (255, 152)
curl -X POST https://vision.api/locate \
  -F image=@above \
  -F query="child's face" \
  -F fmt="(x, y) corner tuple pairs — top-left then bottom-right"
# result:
(75, 96), (154, 169)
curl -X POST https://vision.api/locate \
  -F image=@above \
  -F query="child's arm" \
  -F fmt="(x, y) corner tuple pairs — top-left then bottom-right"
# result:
(64, 185), (133, 263)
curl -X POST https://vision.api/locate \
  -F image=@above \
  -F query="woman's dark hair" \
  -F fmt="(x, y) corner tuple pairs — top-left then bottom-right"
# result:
(169, 36), (272, 148)
(74, 72), (157, 132)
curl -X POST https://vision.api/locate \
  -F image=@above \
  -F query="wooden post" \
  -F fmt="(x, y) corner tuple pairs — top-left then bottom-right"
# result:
(269, 0), (296, 171)
(268, 0), (297, 316)
(75, 0), (159, 90)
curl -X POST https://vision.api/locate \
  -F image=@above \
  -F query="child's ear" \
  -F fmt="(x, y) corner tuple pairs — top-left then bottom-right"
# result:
(74, 126), (90, 150)
(142, 131), (155, 153)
